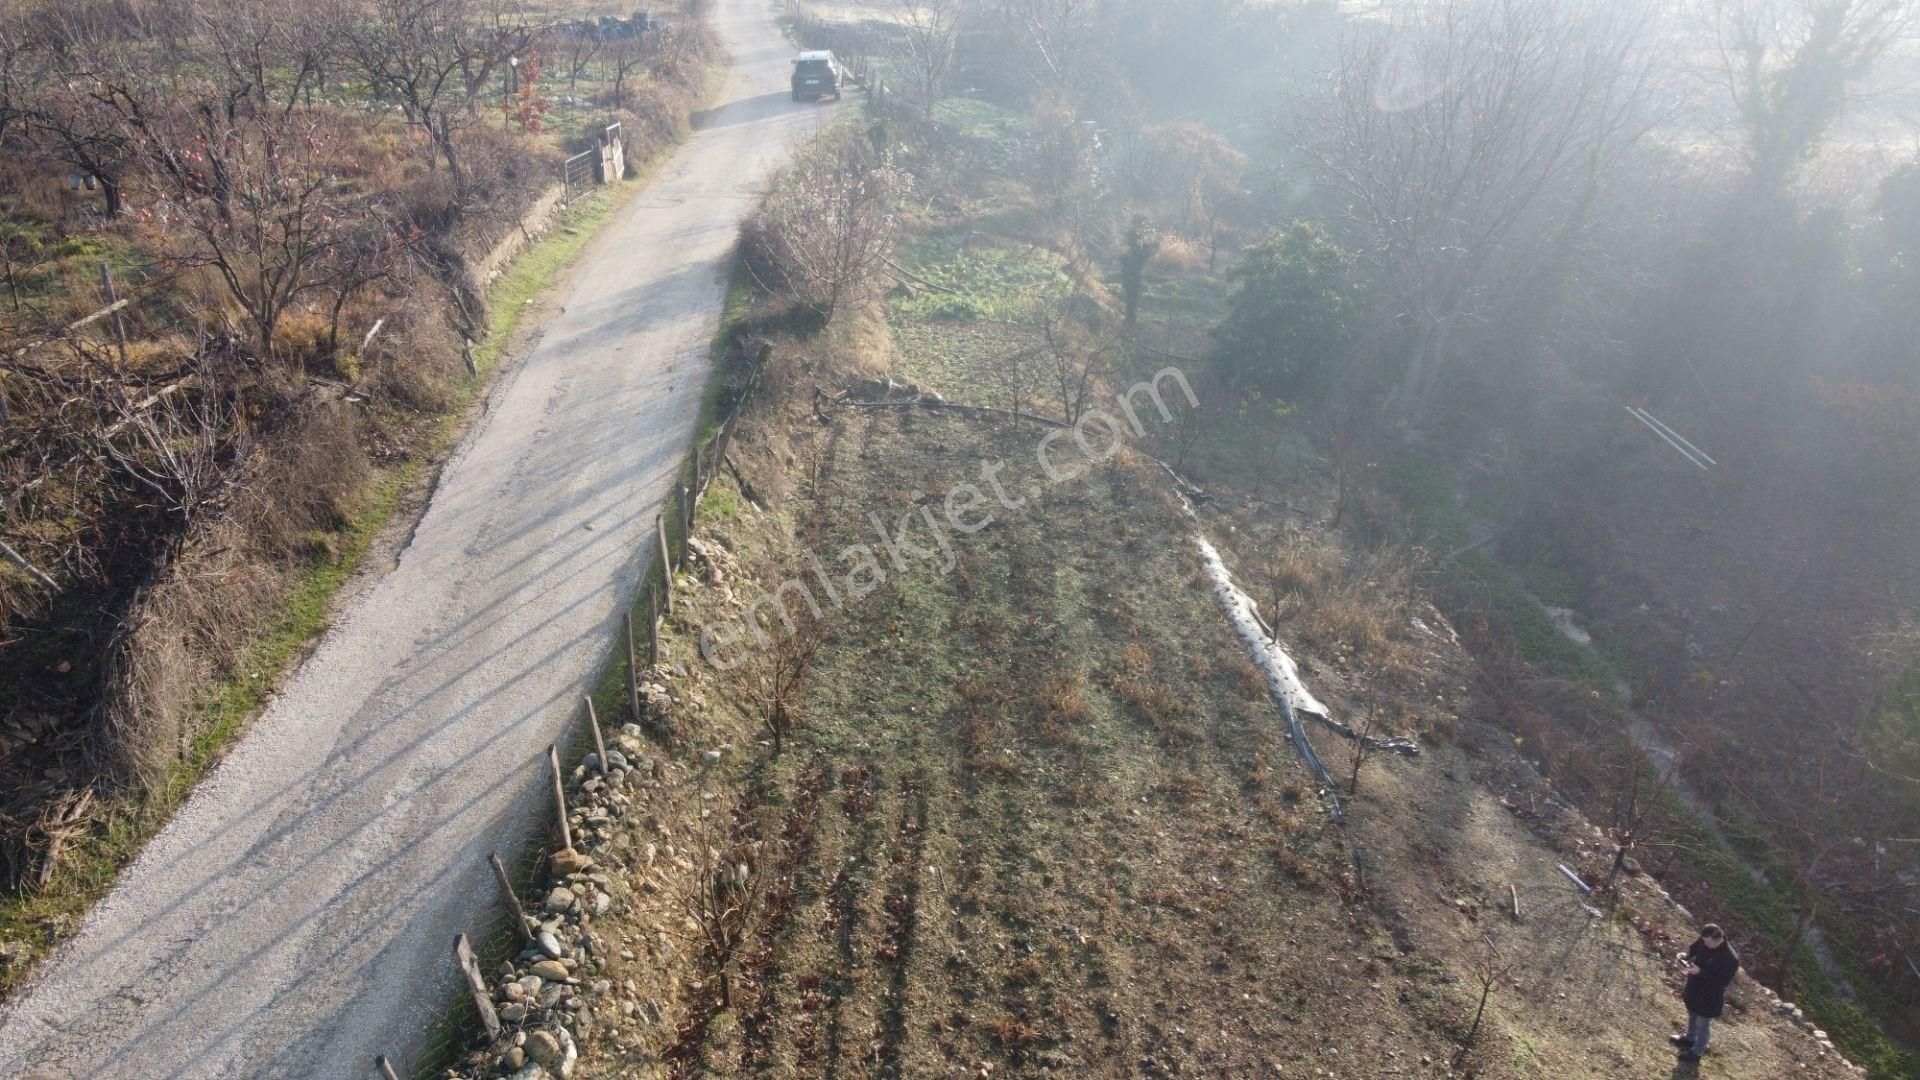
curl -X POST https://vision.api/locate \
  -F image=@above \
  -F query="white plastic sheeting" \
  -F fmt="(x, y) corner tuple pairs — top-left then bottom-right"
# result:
(1193, 532), (1353, 819)
(1191, 529), (1420, 823)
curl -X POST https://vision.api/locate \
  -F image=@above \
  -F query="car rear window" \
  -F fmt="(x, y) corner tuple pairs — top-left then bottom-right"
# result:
(796, 59), (831, 75)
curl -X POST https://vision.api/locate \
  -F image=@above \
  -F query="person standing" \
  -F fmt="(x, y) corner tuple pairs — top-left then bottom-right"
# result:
(1672, 923), (1740, 1062)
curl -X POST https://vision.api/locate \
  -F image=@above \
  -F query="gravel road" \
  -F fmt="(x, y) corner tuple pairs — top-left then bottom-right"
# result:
(0, 1), (819, 1074)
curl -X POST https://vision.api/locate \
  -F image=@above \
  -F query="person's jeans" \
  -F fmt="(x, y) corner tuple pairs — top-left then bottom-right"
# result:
(1686, 1012), (1713, 1054)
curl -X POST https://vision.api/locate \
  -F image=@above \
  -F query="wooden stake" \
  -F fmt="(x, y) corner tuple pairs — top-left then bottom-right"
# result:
(489, 851), (532, 942)
(586, 697), (608, 777)
(548, 744), (572, 851)
(1509, 883), (1521, 919)
(647, 588), (660, 668)
(0, 538), (57, 591)
(693, 444), (703, 496)
(99, 264), (127, 368)
(625, 610), (641, 716)
(681, 483), (692, 544)
(376, 1056), (402, 1080)
(454, 933), (502, 1042)
(358, 317), (386, 358)
(656, 514), (673, 614)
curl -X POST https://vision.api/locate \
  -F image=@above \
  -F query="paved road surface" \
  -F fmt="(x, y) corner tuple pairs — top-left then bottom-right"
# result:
(0, 1), (822, 1074)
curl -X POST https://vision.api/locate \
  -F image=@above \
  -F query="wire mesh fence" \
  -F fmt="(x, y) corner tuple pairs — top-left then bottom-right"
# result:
(561, 151), (596, 206)
(392, 348), (767, 1079)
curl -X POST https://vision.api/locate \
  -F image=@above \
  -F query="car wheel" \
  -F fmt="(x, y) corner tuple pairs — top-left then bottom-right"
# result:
(792, 90), (801, 100)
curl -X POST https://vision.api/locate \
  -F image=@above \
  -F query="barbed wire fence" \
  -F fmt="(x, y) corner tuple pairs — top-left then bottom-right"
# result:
(389, 343), (768, 1079)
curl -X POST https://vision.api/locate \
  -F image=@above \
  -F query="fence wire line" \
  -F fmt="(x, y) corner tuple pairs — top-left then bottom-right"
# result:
(400, 351), (765, 1078)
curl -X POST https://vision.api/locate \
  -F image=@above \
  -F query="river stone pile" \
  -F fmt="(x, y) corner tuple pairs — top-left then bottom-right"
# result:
(448, 719), (672, 1080)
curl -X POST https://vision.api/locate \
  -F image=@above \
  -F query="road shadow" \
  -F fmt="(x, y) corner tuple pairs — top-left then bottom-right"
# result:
(694, 88), (838, 130)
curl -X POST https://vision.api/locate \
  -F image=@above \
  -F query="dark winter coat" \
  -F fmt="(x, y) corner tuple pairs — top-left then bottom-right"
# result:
(1683, 938), (1741, 1019)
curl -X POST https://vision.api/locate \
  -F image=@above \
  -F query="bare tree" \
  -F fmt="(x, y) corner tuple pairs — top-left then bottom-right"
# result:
(759, 139), (911, 322)
(1293, 0), (1662, 421)
(1601, 749), (1661, 893)
(1454, 932), (1514, 1070)
(886, 0), (966, 121)
(602, 29), (650, 110)
(1705, 0), (1912, 195)
(118, 101), (385, 363)
(0, 15), (26, 144)
(12, 9), (142, 218)
(994, 0), (1098, 95)
(1347, 682), (1382, 796)
(454, 0), (547, 116)
(677, 845), (759, 1010)
(724, 603), (826, 756)
(339, 0), (488, 196)
(602, 22), (702, 111)
(1117, 214), (1157, 330)
(1026, 292), (1117, 426)
(197, 0), (336, 125)
(555, 24), (601, 104)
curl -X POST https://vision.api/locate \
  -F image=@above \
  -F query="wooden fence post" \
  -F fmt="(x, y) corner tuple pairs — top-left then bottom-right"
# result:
(454, 933), (502, 1042)
(681, 483), (692, 543)
(548, 744), (572, 851)
(0, 538), (57, 591)
(626, 610), (642, 712)
(586, 697), (608, 777)
(489, 851), (532, 942)
(656, 515), (673, 614)
(693, 444), (703, 497)
(99, 264), (128, 368)
(647, 588), (660, 668)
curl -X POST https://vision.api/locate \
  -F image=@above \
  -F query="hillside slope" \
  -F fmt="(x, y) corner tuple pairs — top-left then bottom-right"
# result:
(497, 401), (1858, 1079)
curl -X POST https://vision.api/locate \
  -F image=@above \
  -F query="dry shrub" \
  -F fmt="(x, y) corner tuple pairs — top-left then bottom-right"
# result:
(986, 1014), (1038, 1049)
(1037, 673), (1093, 730)
(120, 335), (197, 371)
(97, 525), (288, 785)
(1266, 540), (1342, 599)
(1418, 710), (1462, 745)
(1153, 771), (1207, 805)
(1064, 776), (1112, 805)
(1255, 790), (1302, 836)
(955, 677), (1017, 774)
(958, 708), (1017, 776)
(1111, 670), (1198, 744)
(230, 400), (370, 558)
(1272, 841), (1324, 889)
(1267, 533), (1420, 673)
(97, 399), (368, 787)
(368, 292), (464, 414)
(269, 309), (336, 368)
(1153, 234), (1205, 273)
(1004, 956), (1044, 986)
(748, 133), (911, 322)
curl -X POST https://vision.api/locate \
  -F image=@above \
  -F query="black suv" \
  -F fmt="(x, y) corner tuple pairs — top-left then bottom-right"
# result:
(791, 51), (843, 101)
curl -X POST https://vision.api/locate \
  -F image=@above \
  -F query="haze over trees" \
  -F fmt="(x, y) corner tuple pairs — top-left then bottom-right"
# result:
(813, 0), (1920, 1064)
